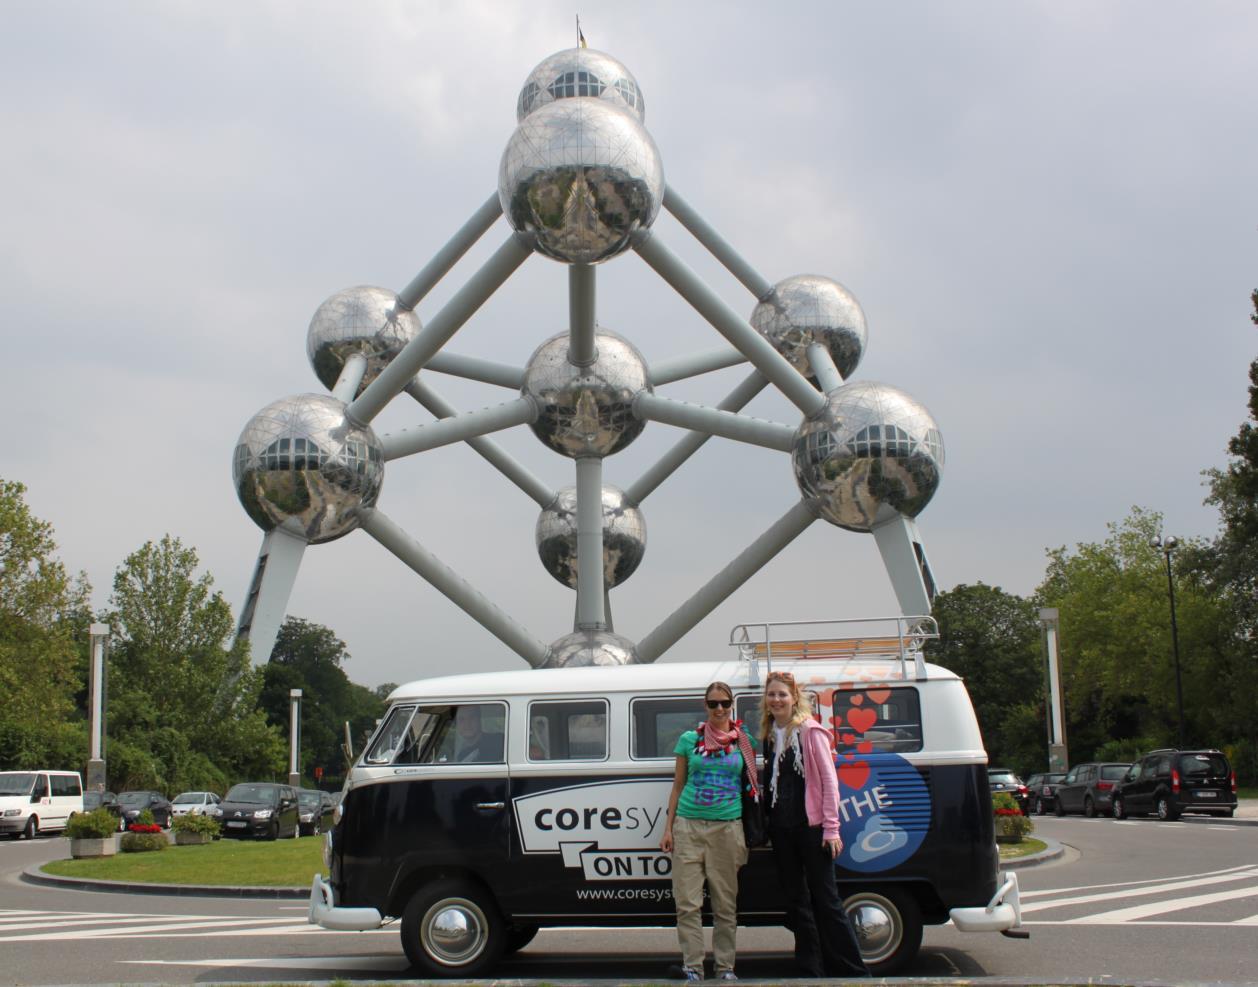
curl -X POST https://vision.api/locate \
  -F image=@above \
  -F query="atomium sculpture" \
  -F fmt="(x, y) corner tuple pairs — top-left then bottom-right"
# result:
(232, 45), (944, 669)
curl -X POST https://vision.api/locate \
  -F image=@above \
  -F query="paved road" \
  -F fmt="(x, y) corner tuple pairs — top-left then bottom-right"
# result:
(3, 810), (1257, 984)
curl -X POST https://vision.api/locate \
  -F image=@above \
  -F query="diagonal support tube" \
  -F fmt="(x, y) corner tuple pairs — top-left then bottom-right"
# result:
(331, 352), (369, 404)
(425, 351), (524, 389)
(397, 193), (503, 310)
(807, 343), (844, 394)
(348, 234), (532, 426)
(404, 380), (555, 507)
(626, 370), (769, 505)
(649, 346), (747, 386)
(637, 500), (816, 663)
(381, 397), (537, 460)
(575, 457), (606, 630)
(633, 391), (795, 452)
(360, 508), (549, 668)
(633, 231), (826, 417)
(663, 185), (775, 301)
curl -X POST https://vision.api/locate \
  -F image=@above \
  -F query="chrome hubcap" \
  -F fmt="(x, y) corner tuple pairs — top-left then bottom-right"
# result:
(845, 893), (902, 965)
(421, 898), (488, 966)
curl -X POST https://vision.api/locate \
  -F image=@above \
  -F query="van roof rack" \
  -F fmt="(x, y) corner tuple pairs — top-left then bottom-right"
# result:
(729, 615), (938, 684)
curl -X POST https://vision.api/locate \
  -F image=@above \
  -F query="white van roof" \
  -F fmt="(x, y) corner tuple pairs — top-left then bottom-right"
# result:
(388, 658), (960, 703)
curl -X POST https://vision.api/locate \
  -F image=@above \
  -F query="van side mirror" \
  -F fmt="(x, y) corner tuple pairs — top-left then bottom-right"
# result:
(30, 794), (39, 803)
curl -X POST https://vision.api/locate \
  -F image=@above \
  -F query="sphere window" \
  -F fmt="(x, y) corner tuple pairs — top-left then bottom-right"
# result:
(612, 78), (642, 113)
(517, 81), (541, 118)
(851, 424), (912, 459)
(548, 70), (604, 100)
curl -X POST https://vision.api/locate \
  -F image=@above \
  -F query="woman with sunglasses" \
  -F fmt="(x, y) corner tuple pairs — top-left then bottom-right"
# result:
(660, 681), (756, 982)
(761, 670), (869, 978)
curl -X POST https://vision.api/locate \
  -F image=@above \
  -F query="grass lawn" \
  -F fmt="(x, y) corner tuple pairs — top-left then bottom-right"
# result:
(997, 836), (1047, 860)
(42, 836), (325, 887)
(1237, 786), (1258, 800)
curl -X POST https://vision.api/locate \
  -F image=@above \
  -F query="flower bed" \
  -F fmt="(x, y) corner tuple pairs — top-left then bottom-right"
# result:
(993, 792), (1034, 843)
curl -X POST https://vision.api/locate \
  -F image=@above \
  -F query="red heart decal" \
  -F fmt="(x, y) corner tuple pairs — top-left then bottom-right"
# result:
(841, 733), (856, 745)
(849, 695), (864, 706)
(847, 707), (877, 734)
(830, 715), (844, 727)
(838, 760), (870, 790)
(867, 688), (891, 704)
(857, 740), (873, 754)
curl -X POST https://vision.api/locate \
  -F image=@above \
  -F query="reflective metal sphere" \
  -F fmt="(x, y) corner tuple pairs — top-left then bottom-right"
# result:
(543, 629), (640, 668)
(751, 275), (868, 383)
(517, 48), (646, 122)
(792, 381), (944, 532)
(536, 485), (646, 589)
(499, 98), (663, 264)
(306, 285), (421, 395)
(232, 393), (384, 544)
(522, 329), (651, 457)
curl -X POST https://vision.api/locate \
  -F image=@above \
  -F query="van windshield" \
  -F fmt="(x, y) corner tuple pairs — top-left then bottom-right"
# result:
(0, 773), (35, 796)
(1180, 753), (1229, 777)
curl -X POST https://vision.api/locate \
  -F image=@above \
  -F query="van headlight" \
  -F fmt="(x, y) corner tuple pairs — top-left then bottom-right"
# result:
(3, 809), (19, 817)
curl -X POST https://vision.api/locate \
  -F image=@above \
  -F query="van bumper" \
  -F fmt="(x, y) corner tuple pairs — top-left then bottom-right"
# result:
(308, 874), (383, 931)
(949, 870), (1023, 933)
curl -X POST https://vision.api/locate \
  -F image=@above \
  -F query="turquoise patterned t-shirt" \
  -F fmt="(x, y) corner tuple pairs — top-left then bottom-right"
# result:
(673, 729), (756, 821)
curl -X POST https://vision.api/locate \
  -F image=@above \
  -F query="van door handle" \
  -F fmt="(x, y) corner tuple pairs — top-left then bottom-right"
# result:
(475, 802), (505, 811)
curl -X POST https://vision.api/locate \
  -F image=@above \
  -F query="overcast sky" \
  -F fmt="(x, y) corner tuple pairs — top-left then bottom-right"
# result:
(4, 3), (1256, 690)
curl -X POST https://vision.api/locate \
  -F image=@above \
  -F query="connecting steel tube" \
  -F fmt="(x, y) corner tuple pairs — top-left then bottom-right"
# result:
(330, 352), (369, 404)
(633, 231), (825, 417)
(381, 397), (537, 460)
(626, 370), (770, 505)
(424, 351), (524, 389)
(574, 457), (606, 630)
(360, 508), (549, 668)
(663, 185), (775, 301)
(568, 264), (597, 366)
(807, 343), (844, 393)
(397, 193), (504, 311)
(636, 500), (816, 663)
(348, 234), (532, 426)
(649, 346), (747, 386)
(633, 391), (795, 452)
(404, 379), (555, 507)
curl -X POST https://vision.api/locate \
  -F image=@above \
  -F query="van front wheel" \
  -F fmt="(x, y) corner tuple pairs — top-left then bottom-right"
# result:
(844, 887), (923, 976)
(23, 816), (39, 840)
(401, 879), (504, 978)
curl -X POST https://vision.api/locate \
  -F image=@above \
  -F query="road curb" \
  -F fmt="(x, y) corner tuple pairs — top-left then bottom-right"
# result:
(21, 863), (308, 899)
(999, 836), (1065, 869)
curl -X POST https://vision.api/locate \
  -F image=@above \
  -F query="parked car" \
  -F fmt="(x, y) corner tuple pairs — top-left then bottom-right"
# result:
(1025, 772), (1066, 815)
(987, 769), (1030, 814)
(1112, 748), (1238, 820)
(171, 791), (222, 818)
(297, 789), (335, 836)
(1054, 762), (1130, 817)
(115, 790), (173, 829)
(82, 790), (119, 816)
(218, 783), (299, 840)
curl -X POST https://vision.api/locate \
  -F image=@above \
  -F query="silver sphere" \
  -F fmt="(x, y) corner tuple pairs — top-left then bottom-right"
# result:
(792, 381), (944, 532)
(306, 285), (421, 396)
(232, 393), (384, 544)
(499, 98), (664, 264)
(536, 485), (646, 589)
(751, 275), (868, 383)
(543, 629), (640, 668)
(522, 329), (651, 458)
(517, 47), (646, 123)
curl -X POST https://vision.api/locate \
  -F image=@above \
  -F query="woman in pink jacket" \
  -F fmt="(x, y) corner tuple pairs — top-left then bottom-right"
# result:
(761, 670), (869, 978)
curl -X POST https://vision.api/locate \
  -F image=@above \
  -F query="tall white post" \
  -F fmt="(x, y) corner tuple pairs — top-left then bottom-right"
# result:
(1039, 608), (1068, 771)
(86, 623), (109, 792)
(289, 689), (303, 788)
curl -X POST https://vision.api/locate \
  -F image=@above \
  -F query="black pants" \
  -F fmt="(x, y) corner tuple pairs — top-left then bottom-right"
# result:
(769, 823), (870, 978)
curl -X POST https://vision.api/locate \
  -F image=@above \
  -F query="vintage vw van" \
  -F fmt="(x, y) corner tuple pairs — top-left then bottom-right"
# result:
(310, 618), (1024, 976)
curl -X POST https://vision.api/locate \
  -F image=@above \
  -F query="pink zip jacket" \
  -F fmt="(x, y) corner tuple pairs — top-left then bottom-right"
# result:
(800, 718), (842, 841)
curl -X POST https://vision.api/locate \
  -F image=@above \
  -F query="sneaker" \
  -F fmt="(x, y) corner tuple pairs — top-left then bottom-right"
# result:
(666, 964), (704, 982)
(718, 973), (739, 982)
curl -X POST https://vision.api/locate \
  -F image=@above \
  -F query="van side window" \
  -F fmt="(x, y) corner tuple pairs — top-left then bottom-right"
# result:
(631, 697), (701, 758)
(34, 775), (50, 799)
(528, 700), (609, 761)
(365, 704), (418, 764)
(831, 688), (923, 754)
(51, 774), (80, 797)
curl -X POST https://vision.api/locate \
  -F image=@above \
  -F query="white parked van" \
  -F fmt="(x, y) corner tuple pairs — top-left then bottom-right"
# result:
(0, 770), (84, 839)
(310, 618), (1024, 977)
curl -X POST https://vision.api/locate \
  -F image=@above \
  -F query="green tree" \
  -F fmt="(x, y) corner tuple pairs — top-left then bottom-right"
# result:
(260, 617), (384, 787)
(1036, 508), (1238, 762)
(0, 479), (91, 768)
(927, 583), (1046, 776)
(105, 535), (285, 791)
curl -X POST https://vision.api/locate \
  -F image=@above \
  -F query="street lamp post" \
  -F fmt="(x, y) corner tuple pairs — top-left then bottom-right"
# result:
(1150, 535), (1186, 748)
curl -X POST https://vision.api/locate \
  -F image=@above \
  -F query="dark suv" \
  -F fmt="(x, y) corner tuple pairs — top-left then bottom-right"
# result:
(1054, 762), (1130, 817)
(1111, 749), (1237, 820)
(218, 783), (300, 839)
(1026, 772), (1066, 815)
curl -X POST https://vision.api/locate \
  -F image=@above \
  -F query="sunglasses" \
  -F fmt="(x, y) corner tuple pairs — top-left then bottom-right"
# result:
(705, 699), (733, 710)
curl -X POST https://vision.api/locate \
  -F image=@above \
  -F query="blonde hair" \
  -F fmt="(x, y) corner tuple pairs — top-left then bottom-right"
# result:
(759, 670), (812, 748)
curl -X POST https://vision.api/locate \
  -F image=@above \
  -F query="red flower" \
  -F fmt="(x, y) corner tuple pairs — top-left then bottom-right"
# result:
(993, 808), (1022, 817)
(128, 823), (163, 833)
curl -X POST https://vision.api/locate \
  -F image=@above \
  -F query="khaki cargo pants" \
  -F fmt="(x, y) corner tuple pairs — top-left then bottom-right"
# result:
(671, 815), (748, 974)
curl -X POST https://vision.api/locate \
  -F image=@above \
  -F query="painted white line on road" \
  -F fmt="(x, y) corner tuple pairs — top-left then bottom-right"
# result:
(1022, 919), (1258, 928)
(0, 916), (305, 942)
(1019, 863), (1256, 899)
(1071, 884), (1258, 924)
(1021, 868), (1258, 913)
(124, 955), (409, 971)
